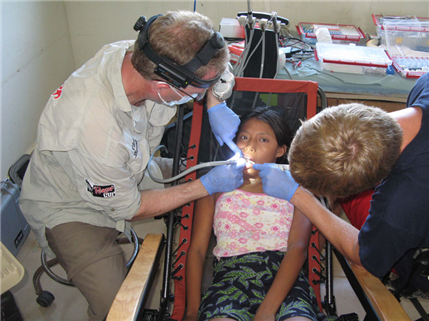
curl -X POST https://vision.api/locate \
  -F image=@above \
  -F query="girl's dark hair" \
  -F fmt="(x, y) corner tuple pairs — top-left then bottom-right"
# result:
(236, 106), (293, 163)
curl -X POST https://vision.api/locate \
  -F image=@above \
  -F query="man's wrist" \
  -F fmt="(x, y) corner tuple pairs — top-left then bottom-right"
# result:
(198, 177), (211, 196)
(289, 186), (317, 220)
(206, 90), (224, 109)
(289, 185), (303, 206)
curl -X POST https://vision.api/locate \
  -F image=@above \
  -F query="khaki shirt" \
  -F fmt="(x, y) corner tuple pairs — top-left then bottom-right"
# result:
(20, 40), (177, 255)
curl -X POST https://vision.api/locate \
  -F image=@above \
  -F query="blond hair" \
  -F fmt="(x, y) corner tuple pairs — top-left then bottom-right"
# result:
(288, 103), (403, 199)
(131, 10), (229, 80)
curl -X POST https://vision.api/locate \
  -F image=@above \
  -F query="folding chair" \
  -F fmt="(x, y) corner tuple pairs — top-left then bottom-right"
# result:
(170, 77), (322, 321)
(108, 77), (412, 321)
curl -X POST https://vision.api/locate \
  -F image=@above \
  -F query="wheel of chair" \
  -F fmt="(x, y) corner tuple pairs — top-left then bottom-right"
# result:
(36, 291), (55, 307)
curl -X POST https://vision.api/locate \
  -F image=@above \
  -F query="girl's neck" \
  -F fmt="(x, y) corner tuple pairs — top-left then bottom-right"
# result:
(239, 177), (264, 193)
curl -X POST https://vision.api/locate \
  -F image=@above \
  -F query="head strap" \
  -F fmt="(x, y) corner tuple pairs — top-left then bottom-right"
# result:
(133, 14), (225, 88)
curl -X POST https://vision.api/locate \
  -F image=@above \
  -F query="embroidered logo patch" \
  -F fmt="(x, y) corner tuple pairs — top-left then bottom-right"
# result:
(52, 85), (64, 100)
(132, 139), (138, 158)
(86, 179), (116, 198)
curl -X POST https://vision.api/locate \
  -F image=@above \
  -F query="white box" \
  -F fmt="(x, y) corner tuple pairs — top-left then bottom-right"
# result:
(219, 18), (245, 39)
(316, 43), (392, 74)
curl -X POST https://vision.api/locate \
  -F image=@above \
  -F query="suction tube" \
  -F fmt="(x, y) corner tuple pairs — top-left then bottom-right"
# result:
(147, 145), (237, 184)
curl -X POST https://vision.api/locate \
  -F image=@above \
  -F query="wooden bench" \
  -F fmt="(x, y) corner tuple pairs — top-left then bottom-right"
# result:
(107, 233), (164, 321)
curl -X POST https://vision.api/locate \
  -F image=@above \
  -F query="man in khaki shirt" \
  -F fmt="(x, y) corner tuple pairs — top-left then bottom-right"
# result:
(20, 11), (244, 320)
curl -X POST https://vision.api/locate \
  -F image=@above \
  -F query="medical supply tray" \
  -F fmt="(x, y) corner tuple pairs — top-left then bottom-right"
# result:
(315, 42), (392, 74)
(297, 22), (365, 44)
(372, 14), (429, 45)
(384, 20), (429, 78)
(372, 14), (429, 31)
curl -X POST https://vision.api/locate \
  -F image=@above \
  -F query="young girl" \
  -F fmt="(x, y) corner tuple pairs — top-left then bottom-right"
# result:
(184, 107), (326, 321)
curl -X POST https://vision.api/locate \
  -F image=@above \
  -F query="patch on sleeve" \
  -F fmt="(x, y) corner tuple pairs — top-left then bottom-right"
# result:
(52, 85), (64, 100)
(86, 179), (116, 198)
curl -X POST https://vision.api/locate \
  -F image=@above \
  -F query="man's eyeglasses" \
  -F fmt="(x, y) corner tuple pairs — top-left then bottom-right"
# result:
(155, 79), (207, 102)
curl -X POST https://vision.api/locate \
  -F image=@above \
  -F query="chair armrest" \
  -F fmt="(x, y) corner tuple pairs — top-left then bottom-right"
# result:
(333, 248), (410, 321)
(107, 233), (164, 321)
(349, 263), (411, 321)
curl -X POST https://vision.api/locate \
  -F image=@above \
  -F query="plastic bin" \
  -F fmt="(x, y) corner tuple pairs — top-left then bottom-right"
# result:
(371, 14), (426, 44)
(315, 43), (392, 74)
(384, 20), (429, 78)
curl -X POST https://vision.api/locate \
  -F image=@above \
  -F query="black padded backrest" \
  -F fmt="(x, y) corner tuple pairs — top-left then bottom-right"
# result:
(8, 154), (31, 189)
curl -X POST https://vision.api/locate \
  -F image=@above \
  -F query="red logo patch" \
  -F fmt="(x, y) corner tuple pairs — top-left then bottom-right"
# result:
(52, 85), (64, 100)
(86, 179), (116, 198)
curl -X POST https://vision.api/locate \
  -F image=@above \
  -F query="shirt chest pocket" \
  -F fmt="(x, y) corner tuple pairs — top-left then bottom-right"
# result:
(127, 137), (150, 176)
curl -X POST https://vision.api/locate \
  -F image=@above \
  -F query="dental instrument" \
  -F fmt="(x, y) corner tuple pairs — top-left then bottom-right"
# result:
(147, 145), (241, 184)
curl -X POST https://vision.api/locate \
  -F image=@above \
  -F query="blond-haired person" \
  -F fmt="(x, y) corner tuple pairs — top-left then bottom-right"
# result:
(253, 73), (429, 296)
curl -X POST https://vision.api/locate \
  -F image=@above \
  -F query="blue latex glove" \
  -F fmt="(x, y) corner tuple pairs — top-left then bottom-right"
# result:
(252, 163), (299, 202)
(207, 102), (241, 155)
(200, 158), (246, 195)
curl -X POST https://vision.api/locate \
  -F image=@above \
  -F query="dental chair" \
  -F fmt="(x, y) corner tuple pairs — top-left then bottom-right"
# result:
(107, 77), (411, 321)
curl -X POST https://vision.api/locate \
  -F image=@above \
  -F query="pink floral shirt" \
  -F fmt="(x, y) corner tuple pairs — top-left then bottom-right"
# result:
(213, 189), (294, 259)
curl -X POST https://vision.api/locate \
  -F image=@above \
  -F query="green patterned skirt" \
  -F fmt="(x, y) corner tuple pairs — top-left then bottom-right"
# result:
(198, 251), (327, 321)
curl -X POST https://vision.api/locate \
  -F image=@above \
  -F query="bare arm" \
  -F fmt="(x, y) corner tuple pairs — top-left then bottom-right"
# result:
(183, 195), (216, 321)
(130, 179), (209, 221)
(206, 87), (223, 109)
(291, 187), (362, 266)
(254, 207), (313, 321)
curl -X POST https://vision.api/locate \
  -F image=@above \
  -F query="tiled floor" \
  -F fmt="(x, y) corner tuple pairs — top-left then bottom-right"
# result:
(7, 217), (429, 321)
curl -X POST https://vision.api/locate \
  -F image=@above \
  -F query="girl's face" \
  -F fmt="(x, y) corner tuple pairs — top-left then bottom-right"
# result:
(236, 118), (287, 178)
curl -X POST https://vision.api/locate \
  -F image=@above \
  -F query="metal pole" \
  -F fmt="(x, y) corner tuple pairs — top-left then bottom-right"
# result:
(159, 106), (185, 319)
